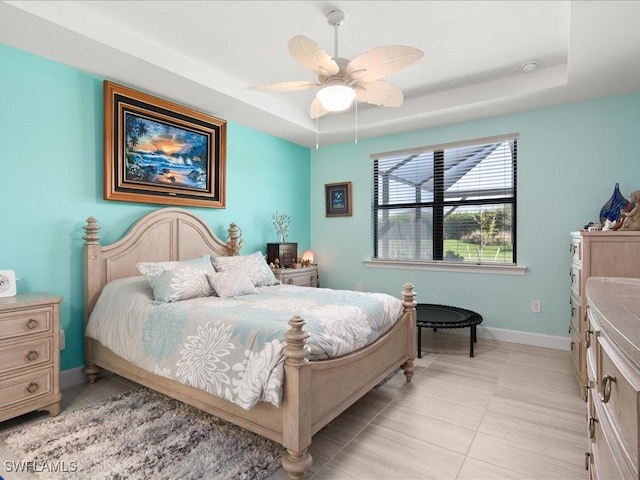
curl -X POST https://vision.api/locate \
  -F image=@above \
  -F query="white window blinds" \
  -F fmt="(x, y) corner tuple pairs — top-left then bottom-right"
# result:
(372, 134), (518, 264)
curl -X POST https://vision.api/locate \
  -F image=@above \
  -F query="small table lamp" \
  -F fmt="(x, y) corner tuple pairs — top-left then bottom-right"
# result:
(301, 250), (314, 266)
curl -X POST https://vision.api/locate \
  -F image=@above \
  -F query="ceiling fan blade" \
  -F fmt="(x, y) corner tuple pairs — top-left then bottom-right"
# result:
(309, 97), (330, 119)
(355, 80), (404, 107)
(347, 46), (424, 82)
(288, 35), (339, 76)
(248, 80), (319, 92)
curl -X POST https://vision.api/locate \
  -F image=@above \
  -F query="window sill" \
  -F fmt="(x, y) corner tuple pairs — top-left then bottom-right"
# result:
(364, 259), (527, 276)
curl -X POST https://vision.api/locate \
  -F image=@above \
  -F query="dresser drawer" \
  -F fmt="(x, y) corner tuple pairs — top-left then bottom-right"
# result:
(0, 307), (52, 340)
(0, 337), (52, 375)
(597, 334), (640, 472)
(281, 271), (318, 287)
(570, 263), (581, 297)
(570, 236), (582, 263)
(590, 394), (634, 480)
(570, 321), (582, 378)
(570, 294), (581, 329)
(0, 368), (54, 410)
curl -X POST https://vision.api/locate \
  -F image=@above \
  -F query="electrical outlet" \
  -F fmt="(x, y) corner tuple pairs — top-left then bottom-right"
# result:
(60, 329), (65, 350)
(355, 283), (362, 291)
(531, 300), (541, 313)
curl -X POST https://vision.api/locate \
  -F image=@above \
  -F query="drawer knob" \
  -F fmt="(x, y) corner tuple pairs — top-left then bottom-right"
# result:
(26, 382), (39, 394)
(26, 350), (39, 361)
(588, 417), (598, 439)
(26, 318), (39, 329)
(599, 375), (617, 403)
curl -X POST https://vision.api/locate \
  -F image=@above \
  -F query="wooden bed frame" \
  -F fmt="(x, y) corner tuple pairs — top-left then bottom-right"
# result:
(82, 207), (416, 479)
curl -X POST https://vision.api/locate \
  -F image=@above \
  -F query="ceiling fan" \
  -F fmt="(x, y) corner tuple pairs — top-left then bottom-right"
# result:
(249, 9), (424, 119)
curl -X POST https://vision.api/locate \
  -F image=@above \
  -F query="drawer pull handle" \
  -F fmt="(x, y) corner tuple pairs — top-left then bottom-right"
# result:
(26, 318), (39, 329)
(588, 417), (598, 439)
(570, 341), (575, 351)
(599, 375), (617, 403)
(585, 329), (593, 349)
(584, 452), (591, 471)
(26, 350), (39, 361)
(26, 382), (39, 394)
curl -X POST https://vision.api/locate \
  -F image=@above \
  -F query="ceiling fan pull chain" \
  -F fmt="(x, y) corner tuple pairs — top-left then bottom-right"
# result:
(355, 101), (358, 144)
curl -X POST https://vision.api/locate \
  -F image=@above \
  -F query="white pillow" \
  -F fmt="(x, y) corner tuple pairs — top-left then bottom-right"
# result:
(212, 251), (279, 287)
(206, 272), (258, 298)
(136, 255), (215, 302)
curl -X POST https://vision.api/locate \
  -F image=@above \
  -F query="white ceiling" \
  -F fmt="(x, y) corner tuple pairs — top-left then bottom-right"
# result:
(2, 1), (639, 148)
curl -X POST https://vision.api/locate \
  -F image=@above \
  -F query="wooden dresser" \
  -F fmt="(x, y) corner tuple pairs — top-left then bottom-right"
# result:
(0, 292), (62, 421)
(274, 266), (318, 287)
(585, 277), (640, 479)
(569, 231), (640, 399)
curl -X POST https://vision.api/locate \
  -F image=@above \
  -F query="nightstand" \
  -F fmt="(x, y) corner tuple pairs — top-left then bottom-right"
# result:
(274, 266), (318, 287)
(0, 292), (62, 421)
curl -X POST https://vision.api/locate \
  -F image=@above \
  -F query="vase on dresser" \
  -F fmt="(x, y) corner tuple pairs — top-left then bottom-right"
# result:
(599, 182), (629, 223)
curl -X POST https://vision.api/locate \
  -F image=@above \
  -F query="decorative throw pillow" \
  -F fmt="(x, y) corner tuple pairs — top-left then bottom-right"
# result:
(212, 251), (279, 287)
(136, 255), (216, 302)
(206, 272), (258, 298)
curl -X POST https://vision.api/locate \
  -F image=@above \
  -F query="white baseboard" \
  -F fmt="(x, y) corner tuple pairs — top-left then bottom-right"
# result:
(428, 325), (571, 350)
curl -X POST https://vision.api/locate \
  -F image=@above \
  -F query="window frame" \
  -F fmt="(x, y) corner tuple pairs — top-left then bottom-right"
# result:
(371, 133), (521, 273)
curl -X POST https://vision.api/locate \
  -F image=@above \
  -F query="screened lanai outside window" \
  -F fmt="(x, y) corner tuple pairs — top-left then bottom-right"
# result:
(372, 135), (517, 265)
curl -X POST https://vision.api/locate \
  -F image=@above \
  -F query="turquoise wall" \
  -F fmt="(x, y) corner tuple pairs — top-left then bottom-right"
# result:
(0, 43), (310, 370)
(311, 92), (640, 338)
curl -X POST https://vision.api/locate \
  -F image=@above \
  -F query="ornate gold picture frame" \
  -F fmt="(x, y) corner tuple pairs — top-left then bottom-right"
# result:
(104, 81), (226, 208)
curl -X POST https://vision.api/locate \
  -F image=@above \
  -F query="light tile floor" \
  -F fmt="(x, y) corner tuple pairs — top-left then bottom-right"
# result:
(0, 331), (588, 480)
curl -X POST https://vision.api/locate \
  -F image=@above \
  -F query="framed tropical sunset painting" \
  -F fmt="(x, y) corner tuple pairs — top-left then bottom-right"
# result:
(104, 81), (226, 208)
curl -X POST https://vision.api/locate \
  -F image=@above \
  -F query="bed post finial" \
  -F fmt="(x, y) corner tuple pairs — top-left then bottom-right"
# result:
(83, 216), (100, 244)
(283, 316), (311, 366)
(226, 222), (243, 256)
(402, 282), (417, 311)
(401, 282), (417, 383)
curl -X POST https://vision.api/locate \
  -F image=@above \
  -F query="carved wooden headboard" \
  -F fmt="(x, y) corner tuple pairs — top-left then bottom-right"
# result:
(83, 207), (241, 321)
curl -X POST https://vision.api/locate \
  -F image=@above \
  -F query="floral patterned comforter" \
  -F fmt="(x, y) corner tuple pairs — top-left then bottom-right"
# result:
(86, 277), (404, 410)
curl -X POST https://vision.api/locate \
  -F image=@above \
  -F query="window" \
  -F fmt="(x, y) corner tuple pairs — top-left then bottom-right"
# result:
(372, 134), (517, 265)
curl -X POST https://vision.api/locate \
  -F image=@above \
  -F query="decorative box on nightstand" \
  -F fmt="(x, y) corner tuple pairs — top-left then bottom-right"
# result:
(267, 243), (298, 268)
(0, 292), (62, 421)
(274, 266), (318, 287)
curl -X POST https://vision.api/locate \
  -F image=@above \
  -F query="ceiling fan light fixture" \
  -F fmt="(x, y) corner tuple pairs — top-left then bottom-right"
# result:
(316, 81), (355, 111)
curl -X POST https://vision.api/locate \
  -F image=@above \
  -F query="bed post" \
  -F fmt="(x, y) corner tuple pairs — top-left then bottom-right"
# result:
(281, 316), (313, 480)
(82, 216), (102, 383)
(401, 282), (417, 382)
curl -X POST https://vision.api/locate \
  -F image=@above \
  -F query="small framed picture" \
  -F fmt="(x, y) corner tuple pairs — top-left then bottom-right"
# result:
(0, 270), (17, 297)
(325, 182), (352, 217)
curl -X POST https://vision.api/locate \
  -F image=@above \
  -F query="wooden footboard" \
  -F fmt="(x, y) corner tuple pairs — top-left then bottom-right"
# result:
(82, 208), (416, 479)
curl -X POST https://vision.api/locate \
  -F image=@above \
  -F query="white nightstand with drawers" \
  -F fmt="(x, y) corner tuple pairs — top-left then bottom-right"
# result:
(0, 292), (62, 422)
(274, 266), (318, 287)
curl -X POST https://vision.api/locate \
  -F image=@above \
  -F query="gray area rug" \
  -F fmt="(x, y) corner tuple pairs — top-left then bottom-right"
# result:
(3, 387), (284, 480)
